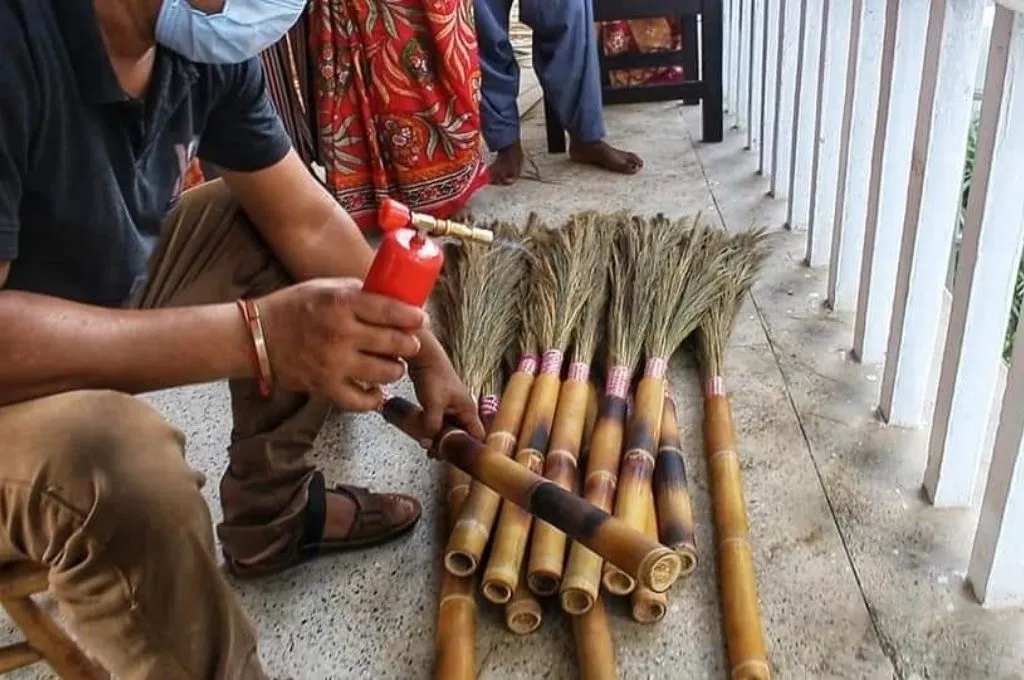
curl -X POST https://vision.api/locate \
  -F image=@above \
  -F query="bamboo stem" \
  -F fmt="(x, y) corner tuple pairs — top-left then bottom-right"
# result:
(704, 378), (770, 680)
(631, 492), (668, 624)
(526, 363), (592, 596)
(505, 559), (543, 635)
(653, 395), (697, 576)
(482, 350), (564, 603)
(560, 366), (633, 615)
(604, 358), (669, 595)
(445, 355), (537, 576)
(382, 396), (682, 598)
(572, 596), (619, 680)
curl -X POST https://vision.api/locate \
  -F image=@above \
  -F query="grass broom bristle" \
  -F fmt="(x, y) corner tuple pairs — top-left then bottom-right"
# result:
(697, 228), (771, 378)
(605, 214), (658, 371)
(567, 212), (613, 366)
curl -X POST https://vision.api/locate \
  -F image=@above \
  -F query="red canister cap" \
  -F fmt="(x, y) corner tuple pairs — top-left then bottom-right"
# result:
(379, 198), (412, 232)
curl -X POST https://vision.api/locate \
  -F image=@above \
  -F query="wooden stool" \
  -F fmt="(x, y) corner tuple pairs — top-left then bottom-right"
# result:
(0, 563), (106, 678)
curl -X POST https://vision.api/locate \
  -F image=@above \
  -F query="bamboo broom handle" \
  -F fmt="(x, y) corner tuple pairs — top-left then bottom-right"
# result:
(631, 491), (668, 624)
(434, 394), (501, 680)
(653, 395), (698, 577)
(572, 596), (619, 680)
(526, 364), (592, 596)
(561, 367), (635, 615)
(604, 359), (668, 595)
(704, 381), (770, 680)
(436, 465), (477, 680)
(505, 559), (543, 635)
(445, 356), (537, 577)
(481, 350), (564, 604)
(381, 396), (682, 596)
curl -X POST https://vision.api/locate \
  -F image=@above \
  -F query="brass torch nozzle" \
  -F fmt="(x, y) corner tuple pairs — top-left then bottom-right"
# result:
(409, 214), (494, 245)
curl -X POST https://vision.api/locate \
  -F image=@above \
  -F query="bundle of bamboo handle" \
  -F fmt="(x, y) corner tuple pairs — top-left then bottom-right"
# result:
(652, 396), (697, 575)
(630, 491), (668, 624)
(697, 229), (772, 680)
(382, 396), (683, 594)
(605, 216), (724, 594)
(435, 462), (477, 680)
(562, 216), (651, 615)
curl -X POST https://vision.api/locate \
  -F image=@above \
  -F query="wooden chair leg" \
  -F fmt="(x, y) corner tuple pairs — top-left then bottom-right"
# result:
(2, 598), (107, 680)
(682, 15), (701, 105)
(544, 97), (567, 154)
(701, 0), (725, 142)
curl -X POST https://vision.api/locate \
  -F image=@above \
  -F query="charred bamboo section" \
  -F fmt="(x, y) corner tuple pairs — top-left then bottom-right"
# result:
(652, 396), (697, 576)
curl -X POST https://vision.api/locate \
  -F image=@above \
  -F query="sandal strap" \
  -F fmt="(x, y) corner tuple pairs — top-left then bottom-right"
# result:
(328, 484), (392, 540)
(300, 471), (327, 558)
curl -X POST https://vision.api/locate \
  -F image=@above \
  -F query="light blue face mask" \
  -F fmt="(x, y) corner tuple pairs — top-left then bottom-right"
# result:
(155, 0), (307, 64)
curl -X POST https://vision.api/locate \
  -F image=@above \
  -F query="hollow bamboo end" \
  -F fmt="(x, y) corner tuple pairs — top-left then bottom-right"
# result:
(731, 659), (772, 680)
(602, 567), (636, 596)
(642, 548), (683, 593)
(482, 579), (514, 605)
(631, 594), (667, 624)
(526, 571), (560, 597)
(505, 602), (543, 635)
(444, 551), (478, 578)
(560, 587), (595, 616)
(677, 545), (698, 578)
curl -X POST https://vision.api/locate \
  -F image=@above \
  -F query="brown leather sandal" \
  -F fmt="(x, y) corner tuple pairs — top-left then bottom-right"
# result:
(226, 472), (422, 579)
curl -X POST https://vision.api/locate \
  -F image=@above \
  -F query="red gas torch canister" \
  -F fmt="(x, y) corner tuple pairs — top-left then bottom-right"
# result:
(362, 199), (494, 307)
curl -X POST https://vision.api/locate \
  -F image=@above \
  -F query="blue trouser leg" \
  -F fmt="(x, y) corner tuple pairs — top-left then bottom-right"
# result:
(521, 0), (606, 143)
(475, 0), (521, 150)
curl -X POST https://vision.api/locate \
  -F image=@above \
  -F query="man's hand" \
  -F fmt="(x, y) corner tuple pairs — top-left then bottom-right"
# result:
(408, 331), (485, 443)
(257, 278), (425, 411)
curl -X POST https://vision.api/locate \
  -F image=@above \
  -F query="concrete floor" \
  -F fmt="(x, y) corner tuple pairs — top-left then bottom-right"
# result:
(4, 103), (1024, 679)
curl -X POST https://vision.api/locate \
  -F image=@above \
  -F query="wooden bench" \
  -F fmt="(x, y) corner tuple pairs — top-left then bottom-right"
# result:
(0, 563), (106, 678)
(545, 0), (725, 151)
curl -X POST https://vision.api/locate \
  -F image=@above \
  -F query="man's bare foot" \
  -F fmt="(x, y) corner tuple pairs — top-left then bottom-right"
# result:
(569, 139), (643, 175)
(489, 140), (525, 185)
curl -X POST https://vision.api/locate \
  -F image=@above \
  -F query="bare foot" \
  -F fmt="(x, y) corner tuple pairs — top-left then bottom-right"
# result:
(569, 139), (643, 175)
(323, 491), (356, 539)
(489, 140), (525, 185)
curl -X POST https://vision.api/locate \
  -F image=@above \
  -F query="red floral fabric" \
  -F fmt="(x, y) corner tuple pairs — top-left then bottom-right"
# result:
(182, 157), (206, 191)
(309, 0), (489, 231)
(600, 18), (686, 89)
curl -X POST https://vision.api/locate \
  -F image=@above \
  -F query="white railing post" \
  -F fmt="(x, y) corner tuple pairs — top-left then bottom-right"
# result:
(968, 281), (1024, 608)
(747, 0), (764, 150)
(737, 0), (751, 130)
(852, 0), (932, 364)
(725, 0), (734, 112)
(827, 0), (886, 311)
(806, 0), (853, 267)
(925, 4), (1024, 508)
(770, 0), (800, 197)
(878, 0), (986, 427)
(758, 0), (780, 173)
(785, 0), (823, 232)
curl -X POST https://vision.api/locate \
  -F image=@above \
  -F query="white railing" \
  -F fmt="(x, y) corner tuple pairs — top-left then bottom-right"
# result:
(723, 0), (1024, 608)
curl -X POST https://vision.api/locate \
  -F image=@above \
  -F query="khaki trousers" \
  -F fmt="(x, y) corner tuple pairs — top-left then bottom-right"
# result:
(0, 181), (331, 679)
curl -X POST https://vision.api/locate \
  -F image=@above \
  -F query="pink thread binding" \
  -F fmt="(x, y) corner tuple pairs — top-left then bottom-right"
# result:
(567, 362), (590, 382)
(540, 349), (563, 375)
(706, 376), (726, 396)
(605, 365), (631, 398)
(479, 395), (500, 415)
(517, 354), (539, 374)
(645, 357), (668, 379)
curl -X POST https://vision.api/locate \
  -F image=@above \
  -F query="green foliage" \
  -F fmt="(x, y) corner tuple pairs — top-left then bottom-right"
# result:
(953, 114), (1024, 362)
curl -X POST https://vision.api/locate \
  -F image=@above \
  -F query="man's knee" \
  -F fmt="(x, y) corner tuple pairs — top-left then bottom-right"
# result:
(2, 391), (209, 562)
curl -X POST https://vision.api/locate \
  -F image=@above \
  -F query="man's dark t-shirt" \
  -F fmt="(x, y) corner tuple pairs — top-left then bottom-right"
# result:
(0, 0), (293, 307)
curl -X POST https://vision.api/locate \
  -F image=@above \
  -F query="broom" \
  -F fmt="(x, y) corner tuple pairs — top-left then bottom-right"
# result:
(696, 229), (772, 680)
(525, 212), (612, 597)
(444, 221), (542, 578)
(630, 490), (668, 624)
(482, 217), (599, 604)
(572, 595), (619, 680)
(431, 223), (525, 680)
(560, 214), (656, 616)
(604, 216), (726, 594)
